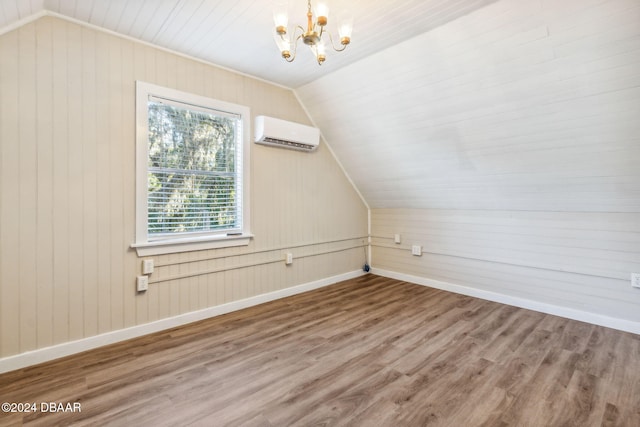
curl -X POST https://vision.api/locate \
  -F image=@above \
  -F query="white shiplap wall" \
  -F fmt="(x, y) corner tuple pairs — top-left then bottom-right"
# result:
(296, 0), (640, 329)
(371, 209), (640, 324)
(0, 15), (368, 363)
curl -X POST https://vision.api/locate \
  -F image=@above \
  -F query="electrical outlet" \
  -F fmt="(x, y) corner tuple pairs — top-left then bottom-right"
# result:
(632, 273), (640, 289)
(394, 234), (401, 244)
(137, 276), (149, 292)
(285, 253), (293, 265)
(411, 245), (422, 256)
(142, 259), (154, 275)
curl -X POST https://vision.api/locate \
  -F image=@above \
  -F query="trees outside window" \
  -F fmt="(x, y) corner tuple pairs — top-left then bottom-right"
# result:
(133, 82), (251, 256)
(147, 100), (239, 236)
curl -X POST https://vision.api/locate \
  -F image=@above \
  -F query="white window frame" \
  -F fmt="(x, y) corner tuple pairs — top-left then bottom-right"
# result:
(132, 81), (251, 256)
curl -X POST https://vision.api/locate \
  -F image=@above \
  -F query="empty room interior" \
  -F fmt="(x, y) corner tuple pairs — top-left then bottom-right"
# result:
(1, 0), (639, 425)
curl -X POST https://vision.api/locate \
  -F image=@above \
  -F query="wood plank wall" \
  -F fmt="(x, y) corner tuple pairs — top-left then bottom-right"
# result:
(371, 209), (640, 323)
(365, 0), (640, 326)
(0, 16), (368, 360)
(289, 0), (640, 329)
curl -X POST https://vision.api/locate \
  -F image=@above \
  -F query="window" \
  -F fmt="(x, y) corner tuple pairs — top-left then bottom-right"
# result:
(132, 82), (251, 256)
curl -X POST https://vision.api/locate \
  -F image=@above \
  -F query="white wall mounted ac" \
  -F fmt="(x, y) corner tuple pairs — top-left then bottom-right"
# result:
(254, 115), (320, 152)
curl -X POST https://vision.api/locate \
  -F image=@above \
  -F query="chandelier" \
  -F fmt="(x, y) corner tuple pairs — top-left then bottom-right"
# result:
(273, 0), (353, 65)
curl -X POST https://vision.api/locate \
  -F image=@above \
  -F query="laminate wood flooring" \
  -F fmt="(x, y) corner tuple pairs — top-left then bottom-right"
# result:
(1, 274), (639, 426)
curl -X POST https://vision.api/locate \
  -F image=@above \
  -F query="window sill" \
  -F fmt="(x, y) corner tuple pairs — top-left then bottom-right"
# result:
(131, 233), (253, 257)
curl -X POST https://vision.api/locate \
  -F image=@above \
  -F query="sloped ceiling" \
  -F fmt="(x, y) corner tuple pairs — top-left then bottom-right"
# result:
(297, 0), (640, 211)
(0, 0), (496, 88)
(2, 0), (639, 212)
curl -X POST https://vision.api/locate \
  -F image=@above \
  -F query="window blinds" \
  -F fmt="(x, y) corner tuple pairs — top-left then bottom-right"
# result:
(146, 96), (243, 237)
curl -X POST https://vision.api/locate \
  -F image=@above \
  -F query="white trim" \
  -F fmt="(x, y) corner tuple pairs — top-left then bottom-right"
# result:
(0, 270), (366, 374)
(134, 81), (251, 256)
(291, 90), (371, 267)
(372, 268), (640, 335)
(132, 234), (252, 257)
(291, 91), (370, 211)
(1, 10), (292, 91)
(0, 10), (48, 36)
(367, 209), (372, 266)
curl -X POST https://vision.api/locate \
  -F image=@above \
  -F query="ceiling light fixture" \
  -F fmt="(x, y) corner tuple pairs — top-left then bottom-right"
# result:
(273, 0), (353, 65)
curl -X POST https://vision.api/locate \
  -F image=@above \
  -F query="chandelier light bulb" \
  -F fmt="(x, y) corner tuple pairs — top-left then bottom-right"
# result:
(314, 2), (329, 26)
(273, 2), (289, 34)
(317, 40), (326, 63)
(273, 31), (291, 58)
(338, 11), (353, 43)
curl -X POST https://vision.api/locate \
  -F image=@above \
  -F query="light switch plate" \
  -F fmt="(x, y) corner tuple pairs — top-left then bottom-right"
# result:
(142, 259), (154, 275)
(137, 276), (149, 292)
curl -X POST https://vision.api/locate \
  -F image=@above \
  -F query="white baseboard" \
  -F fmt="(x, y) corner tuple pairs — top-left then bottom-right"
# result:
(0, 270), (365, 374)
(372, 268), (640, 335)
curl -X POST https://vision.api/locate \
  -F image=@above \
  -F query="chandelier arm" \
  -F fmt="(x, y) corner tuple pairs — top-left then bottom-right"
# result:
(293, 25), (306, 35)
(274, 1), (352, 65)
(285, 33), (304, 62)
(326, 31), (348, 52)
(280, 26), (305, 63)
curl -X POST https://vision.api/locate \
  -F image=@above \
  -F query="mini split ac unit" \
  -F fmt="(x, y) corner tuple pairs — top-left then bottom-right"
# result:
(254, 116), (320, 152)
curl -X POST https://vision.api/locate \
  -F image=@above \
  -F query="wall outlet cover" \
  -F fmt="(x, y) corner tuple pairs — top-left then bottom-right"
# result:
(632, 273), (640, 289)
(137, 276), (149, 292)
(142, 259), (154, 275)
(411, 245), (422, 256)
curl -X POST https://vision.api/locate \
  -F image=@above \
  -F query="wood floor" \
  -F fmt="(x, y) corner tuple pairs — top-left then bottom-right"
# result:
(1, 274), (640, 426)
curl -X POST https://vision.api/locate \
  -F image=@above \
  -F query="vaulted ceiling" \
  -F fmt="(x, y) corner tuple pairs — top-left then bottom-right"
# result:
(0, 0), (496, 88)
(2, 0), (639, 212)
(296, 0), (640, 211)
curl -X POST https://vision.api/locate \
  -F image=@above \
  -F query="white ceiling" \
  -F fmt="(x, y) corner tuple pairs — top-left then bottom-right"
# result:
(297, 0), (640, 211)
(0, 0), (496, 88)
(2, 0), (638, 213)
